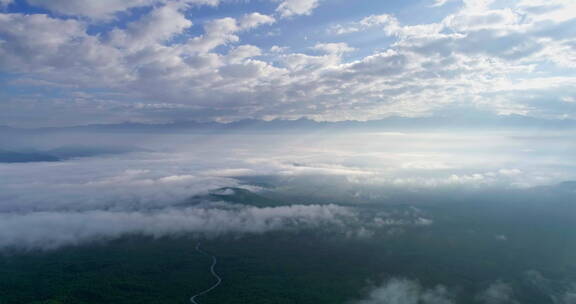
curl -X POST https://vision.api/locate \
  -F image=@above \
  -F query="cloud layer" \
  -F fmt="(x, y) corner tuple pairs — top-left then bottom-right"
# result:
(1, 130), (574, 250)
(0, 204), (353, 250)
(0, 0), (575, 126)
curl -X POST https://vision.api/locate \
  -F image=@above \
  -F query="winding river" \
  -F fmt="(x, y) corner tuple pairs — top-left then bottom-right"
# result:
(190, 243), (222, 304)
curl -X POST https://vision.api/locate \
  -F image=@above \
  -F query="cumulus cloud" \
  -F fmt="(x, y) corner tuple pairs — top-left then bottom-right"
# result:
(331, 14), (400, 35)
(25, 0), (218, 20)
(319, 0), (576, 120)
(109, 3), (193, 50)
(0, 0), (575, 125)
(239, 12), (276, 30)
(276, 0), (319, 18)
(0, 13), (86, 68)
(313, 42), (355, 55)
(0, 12), (126, 87)
(226, 45), (262, 63)
(26, 0), (153, 19)
(354, 279), (454, 304)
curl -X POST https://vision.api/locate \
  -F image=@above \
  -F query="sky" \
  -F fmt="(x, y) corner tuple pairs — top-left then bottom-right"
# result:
(0, 0), (575, 127)
(1, 3), (576, 302)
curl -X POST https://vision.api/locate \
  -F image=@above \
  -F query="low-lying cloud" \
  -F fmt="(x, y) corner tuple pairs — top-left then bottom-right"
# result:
(353, 275), (576, 304)
(0, 204), (354, 251)
(1, 131), (574, 251)
(476, 281), (518, 304)
(354, 279), (454, 304)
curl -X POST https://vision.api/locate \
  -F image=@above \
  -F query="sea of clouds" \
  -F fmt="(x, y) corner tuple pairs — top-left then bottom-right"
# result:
(1, 131), (575, 251)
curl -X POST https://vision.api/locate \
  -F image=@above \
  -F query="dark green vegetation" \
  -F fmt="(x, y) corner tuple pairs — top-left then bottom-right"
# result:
(1, 186), (575, 304)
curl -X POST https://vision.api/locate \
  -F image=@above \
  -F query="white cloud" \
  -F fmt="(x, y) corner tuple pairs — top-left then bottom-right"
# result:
(239, 12), (275, 30)
(26, 0), (218, 20)
(0, 145), (367, 250)
(313, 42), (356, 54)
(430, 0), (457, 7)
(226, 45), (262, 63)
(330, 14), (400, 35)
(442, 8), (520, 31)
(518, 0), (576, 22)
(27, 0), (154, 19)
(361, 14), (401, 34)
(0, 204), (354, 250)
(270, 45), (289, 53)
(1, 0), (576, 125)
(319, 0), (576, 121)
(462, 0), (495, 11)
(0, 130), (574, 250)
(0, 12), (125, 86)
(355, 279), (454, 304)
(276, 0), (319, 18)
(109, 3), (193, 49)
(185, 17), (240, 53)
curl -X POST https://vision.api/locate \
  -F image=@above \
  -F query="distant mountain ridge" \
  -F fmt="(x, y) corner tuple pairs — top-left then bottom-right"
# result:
(2, 115), (576, 133)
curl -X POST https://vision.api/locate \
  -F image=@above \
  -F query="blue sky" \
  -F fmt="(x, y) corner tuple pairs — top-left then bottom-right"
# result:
(0, 0), (575, 127)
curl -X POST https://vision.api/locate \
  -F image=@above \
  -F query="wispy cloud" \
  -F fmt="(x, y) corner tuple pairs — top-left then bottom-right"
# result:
(354, 278), (454, 304)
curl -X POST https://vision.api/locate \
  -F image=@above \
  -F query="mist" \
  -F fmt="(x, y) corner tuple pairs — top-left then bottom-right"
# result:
(1, 127), (575, 250)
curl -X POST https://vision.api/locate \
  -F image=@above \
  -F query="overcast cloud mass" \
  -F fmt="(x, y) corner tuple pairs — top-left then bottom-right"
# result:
(0, 0), (575, 126)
